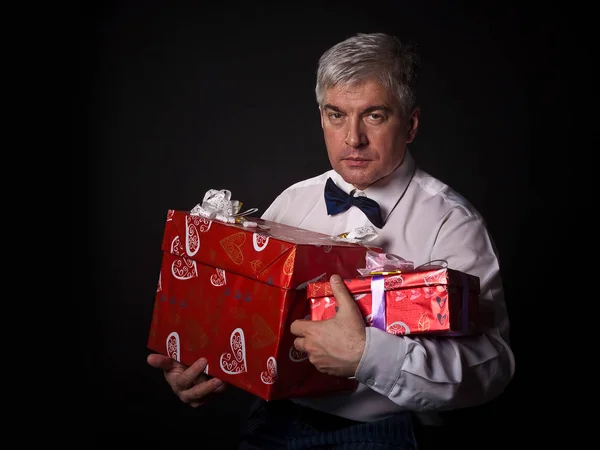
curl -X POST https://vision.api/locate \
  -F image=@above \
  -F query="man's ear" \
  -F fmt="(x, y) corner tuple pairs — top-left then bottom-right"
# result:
(406, 107), (420, 143)
(319, 105), (324, 130)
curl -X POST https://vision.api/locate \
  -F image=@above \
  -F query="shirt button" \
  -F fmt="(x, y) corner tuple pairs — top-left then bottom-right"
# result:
(366, 379), (376, 386)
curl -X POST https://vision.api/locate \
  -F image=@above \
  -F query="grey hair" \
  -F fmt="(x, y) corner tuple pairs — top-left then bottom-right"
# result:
(315, 33), (419, 116)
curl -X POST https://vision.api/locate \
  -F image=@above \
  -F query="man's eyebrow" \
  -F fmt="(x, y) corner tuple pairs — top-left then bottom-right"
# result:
(322, 104), (393, 114)
(362, 105), (393, 114)
(322, 104), (343, 112)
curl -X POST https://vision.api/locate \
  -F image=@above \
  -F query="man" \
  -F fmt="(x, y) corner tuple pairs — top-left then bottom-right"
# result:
(147, 32), (515, 449)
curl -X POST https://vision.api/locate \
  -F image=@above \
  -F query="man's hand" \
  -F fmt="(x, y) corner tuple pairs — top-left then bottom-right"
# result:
(290, 274), (366, 378)
(147, 354), (227, 407)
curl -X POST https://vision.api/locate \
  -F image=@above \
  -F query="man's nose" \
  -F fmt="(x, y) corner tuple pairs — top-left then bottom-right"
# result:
(344, 119), (367, 148)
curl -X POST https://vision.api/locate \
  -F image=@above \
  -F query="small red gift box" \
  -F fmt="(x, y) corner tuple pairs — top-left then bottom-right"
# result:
(147, 209), (379, 400)
(307, 268), (480, 336)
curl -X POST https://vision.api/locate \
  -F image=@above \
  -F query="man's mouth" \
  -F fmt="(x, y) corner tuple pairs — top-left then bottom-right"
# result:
(343, 158), (370, 167)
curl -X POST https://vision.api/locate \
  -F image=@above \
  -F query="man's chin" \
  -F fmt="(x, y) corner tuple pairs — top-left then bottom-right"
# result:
(338, 171), (373, 190)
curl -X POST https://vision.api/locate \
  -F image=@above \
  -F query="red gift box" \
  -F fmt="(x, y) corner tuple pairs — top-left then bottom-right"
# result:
(147, 209), (379, 400)
(308, 268), (480, 336)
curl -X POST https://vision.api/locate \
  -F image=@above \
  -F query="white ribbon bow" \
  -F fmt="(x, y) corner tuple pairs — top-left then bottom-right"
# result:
(190, 189), (240, 223)
(331, 225), (379, 244)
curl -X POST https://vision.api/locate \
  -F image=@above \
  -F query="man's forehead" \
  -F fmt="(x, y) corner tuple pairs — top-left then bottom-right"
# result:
(322, 79), (396, 110)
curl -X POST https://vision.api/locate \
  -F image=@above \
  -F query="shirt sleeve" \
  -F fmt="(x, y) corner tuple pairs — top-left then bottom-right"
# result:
(353, 206), (515, 411)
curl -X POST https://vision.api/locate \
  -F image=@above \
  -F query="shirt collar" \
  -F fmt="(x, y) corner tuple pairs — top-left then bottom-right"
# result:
(329, 150), (416, 224)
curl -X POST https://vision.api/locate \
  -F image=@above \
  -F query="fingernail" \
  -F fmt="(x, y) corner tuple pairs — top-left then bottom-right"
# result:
(331, 274), (342, 284)
(212, 378), (223, 387)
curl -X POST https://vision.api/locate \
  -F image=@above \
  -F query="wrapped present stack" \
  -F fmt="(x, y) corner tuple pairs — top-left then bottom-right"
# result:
(308, 251), (481, 337)
(147, 189), (381, 401)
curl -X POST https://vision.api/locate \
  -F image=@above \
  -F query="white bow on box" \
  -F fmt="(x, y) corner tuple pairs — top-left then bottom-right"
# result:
(190, 189), (259, 227)
(331, 225), (379, 244)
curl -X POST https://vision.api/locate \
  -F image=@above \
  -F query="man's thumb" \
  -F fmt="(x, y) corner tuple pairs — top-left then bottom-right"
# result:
(329, 274), (359, 315)
(147, 353), (175, 370)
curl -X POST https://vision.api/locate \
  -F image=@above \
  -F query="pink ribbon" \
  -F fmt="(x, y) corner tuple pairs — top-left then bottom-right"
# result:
(357, 251), (414, 277)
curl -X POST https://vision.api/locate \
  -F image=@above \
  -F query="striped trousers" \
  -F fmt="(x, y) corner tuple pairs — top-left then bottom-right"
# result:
(238, 399), (418, 449)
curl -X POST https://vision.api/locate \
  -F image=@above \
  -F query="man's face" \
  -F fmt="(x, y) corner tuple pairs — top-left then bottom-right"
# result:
(320, 78), (419, 190)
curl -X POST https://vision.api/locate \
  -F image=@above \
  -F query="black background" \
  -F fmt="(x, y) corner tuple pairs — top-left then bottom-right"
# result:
(78, 1), (563, 444)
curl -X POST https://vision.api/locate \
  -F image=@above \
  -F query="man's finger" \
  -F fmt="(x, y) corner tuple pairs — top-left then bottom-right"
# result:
(180, 377), (226, 406)
(294, 337), (306, 353)
(175, 357), (209, 390)
(290, 318), (311, 337)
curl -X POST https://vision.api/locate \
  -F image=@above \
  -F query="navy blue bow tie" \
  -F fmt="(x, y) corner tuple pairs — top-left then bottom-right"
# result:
(324, 178), (384, 228)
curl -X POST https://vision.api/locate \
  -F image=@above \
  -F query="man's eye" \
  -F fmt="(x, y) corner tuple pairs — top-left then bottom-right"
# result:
(329, 113), (342, 119)
(369, 113), (382, 120)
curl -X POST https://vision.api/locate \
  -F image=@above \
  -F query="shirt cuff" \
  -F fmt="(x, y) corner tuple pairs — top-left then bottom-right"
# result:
(354, 327), (408, 395)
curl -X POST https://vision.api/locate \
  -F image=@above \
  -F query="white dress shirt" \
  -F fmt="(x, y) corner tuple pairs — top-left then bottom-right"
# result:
(261, 150), (516, 424)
